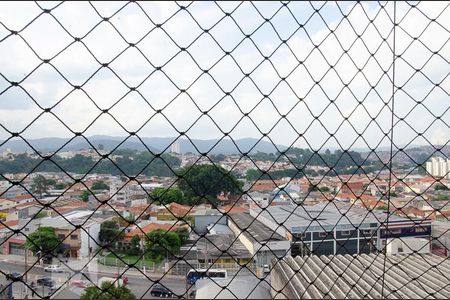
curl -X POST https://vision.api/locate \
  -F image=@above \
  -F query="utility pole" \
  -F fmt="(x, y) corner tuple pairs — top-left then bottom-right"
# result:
(24, 246), (28, 283)
(141, 240), (146, 274)
(87, 226), (91, 272)
(205, 238), (209, 267)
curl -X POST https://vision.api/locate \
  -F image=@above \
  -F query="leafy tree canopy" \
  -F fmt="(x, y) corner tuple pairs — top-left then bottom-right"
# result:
(80, 281), (135, 300)
(25, 227), (60, 255)
(31, 175), (51, 198)
(177, 164), (242, 206)
(128, 235), (141, 256)
(92, 180), (109, 190)
(0, 151), (180, 177)
(99, 220), (123, 247)
(149, 187), (184, 205)
(145, 229), (181, 260)
(435, 184), (449, 191)
(80, 190), (90, 202)
(175, 227), (189, 244)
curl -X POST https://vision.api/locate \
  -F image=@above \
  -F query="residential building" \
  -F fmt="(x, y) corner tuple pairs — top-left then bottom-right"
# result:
(228, 213), (290, 266)
(39, 210), (105, 258)
(426, 157), (450, 178)
(193, 209), (227, 234)
(170, 142), (181, 154)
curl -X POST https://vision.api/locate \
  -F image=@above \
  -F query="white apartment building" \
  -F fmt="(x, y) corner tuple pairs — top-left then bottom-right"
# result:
(426, 157), (450, 179)
(170, 142), (181, 154)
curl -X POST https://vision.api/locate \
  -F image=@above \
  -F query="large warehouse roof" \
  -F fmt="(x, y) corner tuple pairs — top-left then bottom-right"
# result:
(271, 253), (450, 299)
(251, 203), (412, 233)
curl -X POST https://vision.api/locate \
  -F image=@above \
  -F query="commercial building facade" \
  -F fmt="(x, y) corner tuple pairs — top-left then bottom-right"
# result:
(250, 203), (431, 257)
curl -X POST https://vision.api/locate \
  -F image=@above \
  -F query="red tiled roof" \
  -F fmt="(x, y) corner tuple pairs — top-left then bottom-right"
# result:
(15, 201), (40, 208)
(10, 195), (34, 201)
(0, 220), (19, 231)
(168, 202), (195, 216)
(125, 222), (183, 239)
(219, 205), (248, 213)
(127, 205), (150, 215)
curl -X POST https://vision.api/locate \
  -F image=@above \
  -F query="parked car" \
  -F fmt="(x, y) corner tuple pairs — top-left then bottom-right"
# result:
(37, 276), (55, 287)
(263, 264), (270, 274)
(6, 272), (21, 281)
(44, 265), (63, 273)
(150, 284), (173, 298)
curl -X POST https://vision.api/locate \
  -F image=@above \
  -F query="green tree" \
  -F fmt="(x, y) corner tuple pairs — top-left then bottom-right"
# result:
(113, 215), (134, 228)
(92, 180), (109, 190)
(81, 281), (135, 300)
(246, 169), (264, 181)
(433, 194), (449, 201)
(145, 229), (181, 260)
(319, 186), (331, 193)
(150, 187), (184, 205)
(175, 227), (189, 244)
(31, 175), (50, 198)
(177, 165), (242, 206)
(210, 154), (226, 163)
(46, 179), (56, 186)
(435, 184), (449, 191)
(99, 220), (123, 248)
(250, 151), (278, 161)
(80, 190), (90, 202)
(33, 211), (47, 219)
(129, 235), (141, 256)
(25, 227), (60, 255)
(54, 182), (67, 189)
(0, 150), (181, 177)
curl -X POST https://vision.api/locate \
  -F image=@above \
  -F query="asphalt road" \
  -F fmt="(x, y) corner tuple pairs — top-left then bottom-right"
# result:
(0, 261), (190, 299)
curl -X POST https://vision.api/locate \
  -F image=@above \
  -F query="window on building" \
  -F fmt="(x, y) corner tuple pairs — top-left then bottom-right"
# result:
(70, 234), (78, 240)
(389, 229), (401, 235)
(341, 230), (351, 236)
(58, 234), (65, 239)
(362, 229), (372, 235)
(415, 227), (426, 233)
(319, 232), (328, 238)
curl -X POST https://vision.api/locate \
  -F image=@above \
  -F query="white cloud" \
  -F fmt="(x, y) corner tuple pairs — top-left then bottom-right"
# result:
(0, 1), (448, 151)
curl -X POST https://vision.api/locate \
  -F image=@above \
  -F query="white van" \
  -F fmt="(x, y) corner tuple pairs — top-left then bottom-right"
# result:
(98, 276), (125, 287)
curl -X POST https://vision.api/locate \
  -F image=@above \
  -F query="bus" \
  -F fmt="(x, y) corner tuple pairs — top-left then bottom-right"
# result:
(186, 268), (227, 285)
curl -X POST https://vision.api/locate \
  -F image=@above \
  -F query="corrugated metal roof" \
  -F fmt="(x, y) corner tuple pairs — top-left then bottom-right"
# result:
(229, 213), (285, 242)
(272, 254), (450, 299)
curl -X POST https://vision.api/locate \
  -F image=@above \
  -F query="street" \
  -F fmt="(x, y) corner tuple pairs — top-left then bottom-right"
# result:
(0, 260), (189, 299)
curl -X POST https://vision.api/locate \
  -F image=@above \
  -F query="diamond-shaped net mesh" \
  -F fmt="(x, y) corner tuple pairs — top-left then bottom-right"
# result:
(0, 1), (449, 299)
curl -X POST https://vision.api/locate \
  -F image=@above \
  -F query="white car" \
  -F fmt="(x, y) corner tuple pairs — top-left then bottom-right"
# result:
(44, 265), (63, 273)
(263, 265), (270, 274)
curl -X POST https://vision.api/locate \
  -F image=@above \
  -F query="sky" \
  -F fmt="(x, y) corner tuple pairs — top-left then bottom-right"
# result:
(0, 1), (449, 151)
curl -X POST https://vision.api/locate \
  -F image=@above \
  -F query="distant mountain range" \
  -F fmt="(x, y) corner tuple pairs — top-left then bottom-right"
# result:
(1, 136), (448, 163)
(0, 135), (288, 155)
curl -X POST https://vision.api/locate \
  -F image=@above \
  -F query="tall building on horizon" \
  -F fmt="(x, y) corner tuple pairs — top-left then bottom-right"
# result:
(171, 142), (181, 155)
(426, 157), (450, 179)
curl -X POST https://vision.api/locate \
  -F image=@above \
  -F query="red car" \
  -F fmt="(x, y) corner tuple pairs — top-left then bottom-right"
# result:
(113, 274), (128, 285)
(70, 280), (89, 289)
